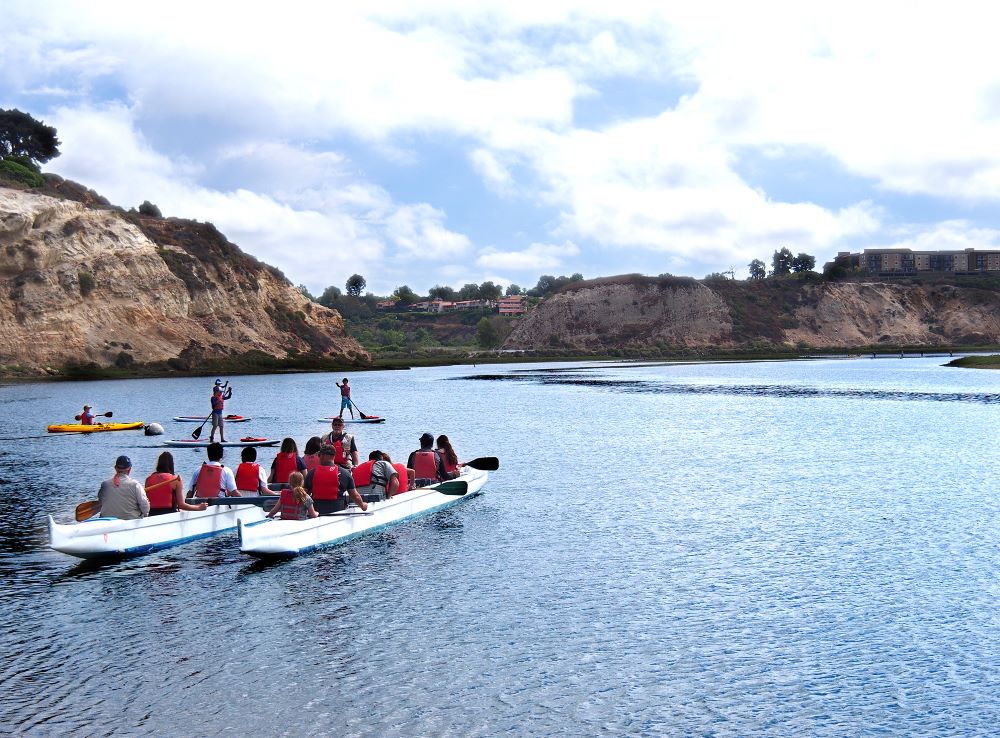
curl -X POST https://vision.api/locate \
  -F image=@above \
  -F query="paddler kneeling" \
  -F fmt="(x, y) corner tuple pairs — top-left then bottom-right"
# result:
(304, 444), (368, 514)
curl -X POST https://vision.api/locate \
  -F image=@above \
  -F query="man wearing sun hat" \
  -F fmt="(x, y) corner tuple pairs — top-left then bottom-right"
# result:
(97, 455), (149, 520)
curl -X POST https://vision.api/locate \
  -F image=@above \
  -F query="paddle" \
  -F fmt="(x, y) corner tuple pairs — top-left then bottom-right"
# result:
(348, 399), (375, 420)
(74, 474), (180, 521)
(193, 381), (229, 439)
(74, 411), (114, 421)
(464, 457), (499, 471)
(434, 480), (469, 496)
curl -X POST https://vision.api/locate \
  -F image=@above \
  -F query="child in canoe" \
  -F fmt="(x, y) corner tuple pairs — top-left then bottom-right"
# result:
(267, 471), (318, 520)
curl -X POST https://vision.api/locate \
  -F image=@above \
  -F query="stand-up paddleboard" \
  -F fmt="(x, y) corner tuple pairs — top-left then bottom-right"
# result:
(173, 415), (251, 423)
(164, 437), (279, 448)
(316, 416), (386, 424)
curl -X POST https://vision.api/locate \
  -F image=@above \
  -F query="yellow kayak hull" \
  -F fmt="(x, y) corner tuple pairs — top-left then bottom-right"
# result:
(47, 422), (145, 433)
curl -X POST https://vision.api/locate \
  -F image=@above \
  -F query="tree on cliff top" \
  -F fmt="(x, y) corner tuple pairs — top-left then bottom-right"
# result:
(0, 109), (60, 164)
(748, 259), (766, 280)
(771, 247), (794, 276)
(346, 274), (366, 297)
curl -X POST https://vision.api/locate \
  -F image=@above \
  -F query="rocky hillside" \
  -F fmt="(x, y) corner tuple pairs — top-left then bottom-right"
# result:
(0, 180), (369, 377)
(504, 274), (1000, 353)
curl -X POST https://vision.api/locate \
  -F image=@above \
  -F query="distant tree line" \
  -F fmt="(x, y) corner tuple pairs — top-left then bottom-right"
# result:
(744, 247), (816, 281)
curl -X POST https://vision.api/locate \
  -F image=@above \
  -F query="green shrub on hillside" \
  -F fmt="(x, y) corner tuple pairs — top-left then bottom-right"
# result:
(78, 271), (96, 296)
(0, 159), (44, 187)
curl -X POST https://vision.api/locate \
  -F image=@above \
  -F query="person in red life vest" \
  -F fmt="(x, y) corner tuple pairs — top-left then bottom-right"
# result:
(80, 404), (99, 426)
(188, 442), (239, 498)
(146, 451), (209, 515)
(435, 435), (464, 479)
(235, 446), (268, 494)
(302, 436), (322, 471)
(320, 417), (359, 470)
(407, 432), (450, 488)
(352, 450), (400, 502)
(380, 452), (412, 494)
(268, 437), (307, 486)
(304, 444), (367, 514)
(336, 377), (354, 419)
(266, 471), (318, 521)
(98, 455), (149, 519)
(209, 379), (233, 443)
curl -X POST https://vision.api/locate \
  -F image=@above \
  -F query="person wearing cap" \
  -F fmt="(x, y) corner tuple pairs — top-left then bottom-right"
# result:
(97, 455), (149, 520)
(304, 444), (367, 513)
(407, 433), (450, 488)
(189, 442), (239, 498)
(80, 404), (98, 426)
(320, 417), (358, 470)
(209, 380), (233, 443)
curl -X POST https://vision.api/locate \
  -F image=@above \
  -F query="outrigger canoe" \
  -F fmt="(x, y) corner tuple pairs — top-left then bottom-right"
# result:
(47, 422), (145, 433)
(48, 504), (266, 560)
(173, 415), (251, 423)
(316, 416), (386, 424)
(164, 437), (279, 448)
(238, 466), (489, 557)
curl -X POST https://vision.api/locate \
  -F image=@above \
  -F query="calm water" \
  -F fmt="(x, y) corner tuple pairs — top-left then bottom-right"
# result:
(2, 357), (1000, 736)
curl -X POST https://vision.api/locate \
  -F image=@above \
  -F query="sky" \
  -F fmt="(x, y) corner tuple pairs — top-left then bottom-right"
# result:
(6, 1), (1000, 297)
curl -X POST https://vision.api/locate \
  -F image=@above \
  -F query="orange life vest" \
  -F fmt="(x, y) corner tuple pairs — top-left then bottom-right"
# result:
(303, 453), (319, 471)
(235, 462), (262, 493)
(278, 488), (308, 520)
(272, 452), (298, 484)
(352, 460), (374, 488)
(393, 462), (410, 493)
(412, 450), (439, 484)
(195, 464), (224, 498)
(310, 465), (341, 501)
(437, 449), (459, 476)
(145, 472), (175, 510)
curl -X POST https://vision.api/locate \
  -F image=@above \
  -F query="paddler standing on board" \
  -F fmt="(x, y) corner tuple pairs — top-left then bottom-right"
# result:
(336, 378), (354, 419)
(209, 379), (233, 444)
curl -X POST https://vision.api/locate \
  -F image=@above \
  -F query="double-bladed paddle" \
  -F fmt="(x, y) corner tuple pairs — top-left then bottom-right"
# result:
(74, 474), (180, 521)
(74, 411), (114, 421)
(464, 457), (499, 471)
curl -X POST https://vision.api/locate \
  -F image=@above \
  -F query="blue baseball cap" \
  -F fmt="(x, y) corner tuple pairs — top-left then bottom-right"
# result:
(114, 455), (132, 469)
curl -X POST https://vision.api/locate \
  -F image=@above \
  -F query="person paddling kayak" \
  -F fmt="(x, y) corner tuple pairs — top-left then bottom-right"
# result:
(336, 378), (353, 419)
(80, 404), (100, 426)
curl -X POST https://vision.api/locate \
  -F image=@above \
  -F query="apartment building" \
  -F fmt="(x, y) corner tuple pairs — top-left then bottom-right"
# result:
(497, 295), (528, 315)
(839, 247), (1000, 275)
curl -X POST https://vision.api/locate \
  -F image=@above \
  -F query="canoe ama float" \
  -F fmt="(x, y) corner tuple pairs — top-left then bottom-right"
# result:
(47, 421), (145, 433)
(316, 416), (386, 424)
(164, 437), (279, 448)
(172, 415), (251, 423)
(48, 504), (266, 560)
(238, 467), (489, 557)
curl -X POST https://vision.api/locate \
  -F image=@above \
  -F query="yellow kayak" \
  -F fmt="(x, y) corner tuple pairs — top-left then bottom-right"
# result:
(47, 422), (145, 433)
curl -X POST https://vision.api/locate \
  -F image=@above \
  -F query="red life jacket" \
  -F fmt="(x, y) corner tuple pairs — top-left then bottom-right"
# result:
(310, 465), (340, 501)
(195, 463), (224, 498)
(322, 432), (354, 468)
(278, 488), (308, 520)
(437, 449), (459, 476)
(413, 450), (439, 483)
(235, 462), (261, 492)
(211, 393), (224, 412)
(393, 462), (410, 493)
(273, 452), (298, 484)
(303, 453), (319, 471)
(352, 460), (374, 488)
(145, 472), (175, 510)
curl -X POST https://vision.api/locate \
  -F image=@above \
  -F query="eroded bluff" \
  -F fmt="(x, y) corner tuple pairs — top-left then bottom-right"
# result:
(0, 186), (368, 375)
(504, 275), (1000, 351)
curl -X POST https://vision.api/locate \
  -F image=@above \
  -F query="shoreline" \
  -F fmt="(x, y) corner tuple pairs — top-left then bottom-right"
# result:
(3, 345), (996, 383)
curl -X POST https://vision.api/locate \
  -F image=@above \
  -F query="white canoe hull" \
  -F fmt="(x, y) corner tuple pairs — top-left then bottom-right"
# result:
(49, 504), (267, 560)
(239, 468), (488, 557)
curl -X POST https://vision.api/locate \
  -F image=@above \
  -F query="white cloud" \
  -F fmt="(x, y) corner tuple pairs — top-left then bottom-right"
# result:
(477, 241), (579, 271)
(384, 203), (471, 258)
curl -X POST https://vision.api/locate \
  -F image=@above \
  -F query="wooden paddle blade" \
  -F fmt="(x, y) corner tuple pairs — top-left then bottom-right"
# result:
(75, 500), (100, 521)
(465, 457), (499, 471)
(436, 480), (469, 496)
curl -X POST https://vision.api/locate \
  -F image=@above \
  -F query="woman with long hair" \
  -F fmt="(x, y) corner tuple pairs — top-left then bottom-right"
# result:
(269, 437), (306, 485)
(267, 470), (318, 520)
(435, 435), (463, 480)
(302, 436), (322, 471)
(145, 451), (208, 515)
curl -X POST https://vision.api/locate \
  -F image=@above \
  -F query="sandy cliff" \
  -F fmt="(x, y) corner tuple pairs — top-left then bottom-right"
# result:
(504, 275), (1000, 352)
(0, 186), (368, 375)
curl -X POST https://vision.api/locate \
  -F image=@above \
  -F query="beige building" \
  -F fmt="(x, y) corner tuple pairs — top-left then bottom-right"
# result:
(839, 247), (1000, 275)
